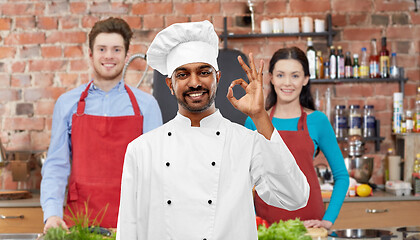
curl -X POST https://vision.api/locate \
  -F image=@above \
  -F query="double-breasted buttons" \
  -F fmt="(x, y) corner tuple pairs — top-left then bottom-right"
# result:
(168, 132), (172, 136)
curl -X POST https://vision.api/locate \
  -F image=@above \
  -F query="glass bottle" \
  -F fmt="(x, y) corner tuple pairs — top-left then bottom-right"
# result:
(390, 52), (399, 79)
(337, 46), (345, 79)
(344, 51), (352, 78)
(380, 37), (390, 78)
(307, 37), (316, 80)
(369, 38), (380, 78)
(401, 111), (407, 133)
(329, 46), (337, 79)
(353, 53), (360, 79)
(315, 51), (324, 79)
(324, 61), (330, 79)
(325, 88), (332, 122)
(406, 110), (414, 133)
(416, 87), (420, 132)
(348, 105), (362, 136)
(360, 47), (369, 78)
(412, 153), (420, 196)
(334, 105), (348, 138)
(363, 105), (375, 138)
(393, 92), (403, 134)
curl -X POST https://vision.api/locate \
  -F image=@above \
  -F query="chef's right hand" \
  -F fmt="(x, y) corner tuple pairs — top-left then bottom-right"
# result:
(44, 216), (68, 234)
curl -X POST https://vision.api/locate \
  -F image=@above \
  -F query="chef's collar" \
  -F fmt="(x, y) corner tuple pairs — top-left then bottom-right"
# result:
(175, 109), (223, 128)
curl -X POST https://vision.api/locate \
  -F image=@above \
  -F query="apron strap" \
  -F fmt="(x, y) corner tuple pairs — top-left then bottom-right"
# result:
(76, 81), (93, 115)
(297, 106), (307, 131)
(269, 104), (276, 119)
(76, 82), (142, 116)
(270, 104), (307, 131)
(124, 84), (141, 116)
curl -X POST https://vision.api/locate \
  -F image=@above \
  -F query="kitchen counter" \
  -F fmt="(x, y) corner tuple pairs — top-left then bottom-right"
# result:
(323, 190), (420, 203)
(0, 193), (41, 208)
(1, 190), (419, 207)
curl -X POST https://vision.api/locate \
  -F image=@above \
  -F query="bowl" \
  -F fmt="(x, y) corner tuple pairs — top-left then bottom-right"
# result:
(344, 156), (374, 183)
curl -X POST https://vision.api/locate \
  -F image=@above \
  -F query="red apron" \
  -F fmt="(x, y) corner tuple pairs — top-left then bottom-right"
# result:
(254, 105), (324, 224)
(65, 82), (143, 228)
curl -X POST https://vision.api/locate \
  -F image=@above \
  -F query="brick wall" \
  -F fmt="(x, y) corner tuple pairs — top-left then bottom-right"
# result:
(0, 0), (419, 188)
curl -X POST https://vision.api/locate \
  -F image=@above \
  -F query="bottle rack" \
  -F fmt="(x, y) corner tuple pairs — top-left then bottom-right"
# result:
(219, 14), (337, 49)
(310, 74), (409, 95)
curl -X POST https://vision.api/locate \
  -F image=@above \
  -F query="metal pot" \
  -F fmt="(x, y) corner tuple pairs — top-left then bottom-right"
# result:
(344, 156), (374, 183)
(346, 135), (365, 157)
(329, 229), (395, 239)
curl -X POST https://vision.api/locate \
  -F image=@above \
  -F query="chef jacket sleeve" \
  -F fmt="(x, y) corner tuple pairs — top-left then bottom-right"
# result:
(117, 141), (139, 240)
(251, 130), (310, 210)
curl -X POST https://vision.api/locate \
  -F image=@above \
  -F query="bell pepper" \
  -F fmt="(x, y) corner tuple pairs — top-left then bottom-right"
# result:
(255, 216), (269, 229)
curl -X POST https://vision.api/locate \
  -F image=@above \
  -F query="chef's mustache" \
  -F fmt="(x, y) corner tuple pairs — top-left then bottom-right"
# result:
(183, 86), (209, 96)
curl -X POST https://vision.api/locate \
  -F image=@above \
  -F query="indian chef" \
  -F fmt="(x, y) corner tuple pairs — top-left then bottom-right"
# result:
(116, 20), (309, 240)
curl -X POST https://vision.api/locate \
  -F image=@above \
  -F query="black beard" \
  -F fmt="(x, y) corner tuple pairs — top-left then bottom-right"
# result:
(177, 86), (216, 113)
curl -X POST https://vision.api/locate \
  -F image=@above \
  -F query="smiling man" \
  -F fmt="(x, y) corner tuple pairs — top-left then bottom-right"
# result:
(116, 20), (309, 240)
(40, 17), (162, 233)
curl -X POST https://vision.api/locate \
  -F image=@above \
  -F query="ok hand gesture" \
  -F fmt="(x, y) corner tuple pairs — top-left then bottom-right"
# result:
(227, 53), (274, 139)
(227, 53), (265, 119)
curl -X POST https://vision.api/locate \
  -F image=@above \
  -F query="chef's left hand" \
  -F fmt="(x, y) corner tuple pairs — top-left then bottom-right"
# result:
(227, 53), (265, 119)
(304, 219), (333, 230)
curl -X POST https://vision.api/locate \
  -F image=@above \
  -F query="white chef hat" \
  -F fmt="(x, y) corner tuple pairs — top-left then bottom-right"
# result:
(146, 20), (219, 76)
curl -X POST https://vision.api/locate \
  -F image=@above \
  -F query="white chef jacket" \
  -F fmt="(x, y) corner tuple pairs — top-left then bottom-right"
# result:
(117, 110), (309, 240)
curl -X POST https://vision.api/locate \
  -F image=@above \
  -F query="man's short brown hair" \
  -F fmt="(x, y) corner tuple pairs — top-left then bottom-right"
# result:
(89, 17), (133, 54)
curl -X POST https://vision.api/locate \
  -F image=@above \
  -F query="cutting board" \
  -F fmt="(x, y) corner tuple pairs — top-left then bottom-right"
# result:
(0, 190), (32, 200)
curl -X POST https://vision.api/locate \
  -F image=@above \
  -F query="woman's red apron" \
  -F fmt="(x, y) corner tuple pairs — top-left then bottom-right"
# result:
(254, 105), (324, 224)
(64, 82), (143, 228)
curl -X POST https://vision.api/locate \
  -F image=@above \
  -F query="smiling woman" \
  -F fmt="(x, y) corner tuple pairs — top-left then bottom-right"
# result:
(245, 47), (349, 230)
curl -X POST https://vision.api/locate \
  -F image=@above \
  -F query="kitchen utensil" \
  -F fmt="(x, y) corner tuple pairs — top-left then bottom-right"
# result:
(34, 151), (47, 167)
(10, 161), (30, 181)
(344, 156), (374, 183)
(346, 135), (365, 157)
(0, 138), (7, 167)
(329, 229), (395, 239)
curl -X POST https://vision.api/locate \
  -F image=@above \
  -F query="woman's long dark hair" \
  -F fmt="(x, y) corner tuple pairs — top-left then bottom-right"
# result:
(265, 47), (315, 111)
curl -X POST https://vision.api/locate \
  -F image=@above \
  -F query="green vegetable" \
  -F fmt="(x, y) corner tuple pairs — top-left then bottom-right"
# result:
(44, 226), (116, 240)
(258, 218), (312, 240)
(44, 201), (116, 240)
